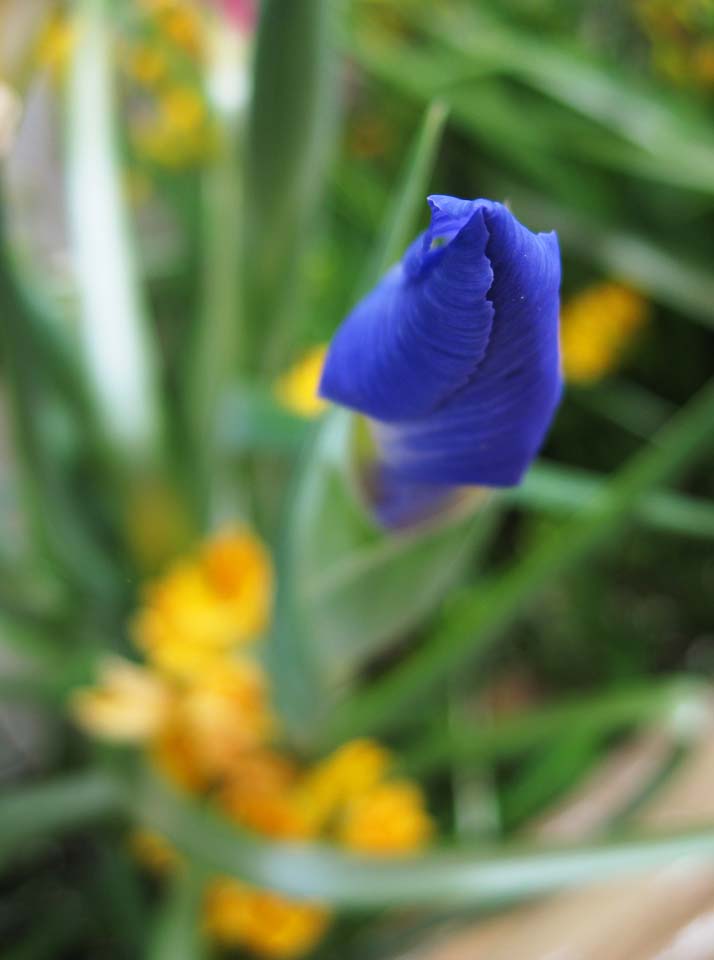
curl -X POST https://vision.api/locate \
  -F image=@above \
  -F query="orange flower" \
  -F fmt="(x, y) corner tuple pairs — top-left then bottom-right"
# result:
(204, 879), (330, 958)
(298, 738), (392, 829)
(338, 781), (433, 855)
(219, 751), (315, 841)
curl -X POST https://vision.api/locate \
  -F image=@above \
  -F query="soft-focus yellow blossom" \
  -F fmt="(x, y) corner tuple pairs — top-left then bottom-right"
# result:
(560, 282), (649, 384)
(151, 720), (208, 792)
(134, 529), (272, 676)
(160, 86), (206, 136)
(71, 656), (172, 742)
(160, 5), (204, 59)
(201, 529), (273, 635)
(175, 659), (275, 779)
(275, 345), (328, 418)
(129, 829), (181, 874)
(133, 562), (241, 675)
(219, 751), (315, 840)
(338, 781), (433, 855)
(35, 14), (74, 79)
(298, 738), (392, 829)
(204, 879), (330, 959)
(125, 44), (168, 87)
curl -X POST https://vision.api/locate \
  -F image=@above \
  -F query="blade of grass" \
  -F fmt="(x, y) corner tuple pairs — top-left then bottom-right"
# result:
(325, 376), (714, 743)
(243, 0), (338, 374)
(402, 677), (705, 777)
(135, 769), (714, 909)
(148, 868), (208, 960)
(570, 379), (675, 441)
(510, 462), (714, 541)
(358, 99), (449, 294)
(0, 770), (125, 871)
(187, 23), (245, 519)
(0, 267), (119, 598)
(423, 6), (714, 197)
(66, 0), (166, 468)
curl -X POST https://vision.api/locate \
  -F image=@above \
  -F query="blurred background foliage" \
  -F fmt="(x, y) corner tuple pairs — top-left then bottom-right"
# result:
(0, 0), (714, 957)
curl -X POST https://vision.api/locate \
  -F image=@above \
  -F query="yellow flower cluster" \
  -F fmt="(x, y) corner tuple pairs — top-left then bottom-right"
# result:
(72, 526), (432, 958)
(560, 281), (649, 385)
(633, 0), (714, 91)
(35, 0), (216, 169)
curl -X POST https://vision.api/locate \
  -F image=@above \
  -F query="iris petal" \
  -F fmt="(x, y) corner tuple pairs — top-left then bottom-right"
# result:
(320, 196), (562, 513)
(319, 200), (496, 421)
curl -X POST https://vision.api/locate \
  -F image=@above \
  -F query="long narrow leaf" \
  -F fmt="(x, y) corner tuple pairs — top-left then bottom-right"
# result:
(0, 770), (125, 871)
(403, 677), (706, 776)
(243, 0), (338, 374)
(135, 769), (714, 910)
(66, 0), (165, 465)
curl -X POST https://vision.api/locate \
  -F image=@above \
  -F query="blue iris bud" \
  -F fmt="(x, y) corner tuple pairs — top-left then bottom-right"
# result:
(319, 195), (562, 524)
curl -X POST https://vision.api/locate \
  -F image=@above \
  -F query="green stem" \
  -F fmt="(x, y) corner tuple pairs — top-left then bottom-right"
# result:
(326, 377), (714, 743)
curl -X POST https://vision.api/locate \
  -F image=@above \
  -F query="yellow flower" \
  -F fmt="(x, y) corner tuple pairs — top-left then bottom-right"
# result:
(338, 781), (433, 855)
(275, 345), (328, 418)
(125, 44), (168, 87)
(133, 528), (272, 677)
(35, 14), (75, 79)
(176, 658), (275, 779)
(204, 879), (330, 959)
(160, 5), (204, 59)
(150, 661), (274, 788)
(560, 282), (649, 384)
(160, 86), (206, 136)
(70, 656), (172, 742)
(298, 738), (392, 830)
(219, 751), (316, 840)
(200, 529), (273, 638)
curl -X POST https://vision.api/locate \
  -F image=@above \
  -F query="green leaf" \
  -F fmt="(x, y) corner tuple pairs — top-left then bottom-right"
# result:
(422, 6), (714, 197)
(66, 0), (166, 467)
(512, 462), (714, 541)
(243, 0), (339, 374)
(0, 205), (120, 598)
(186, 27), (245, 516)
(135, 769), (714, 909)
(327, 376), (714, 742)
(0, 771), (125, 872)
(358, 98), (449, 294)
(403, 677), (705, 776)
(268, 410), (499, 743)
(570, 379), (674, 440)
